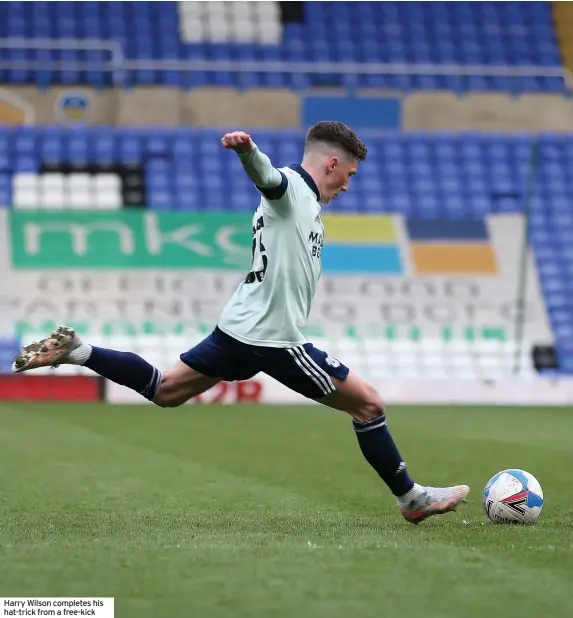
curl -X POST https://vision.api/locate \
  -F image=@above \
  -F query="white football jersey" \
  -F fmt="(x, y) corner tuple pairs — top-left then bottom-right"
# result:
(218, 164), (324, 347)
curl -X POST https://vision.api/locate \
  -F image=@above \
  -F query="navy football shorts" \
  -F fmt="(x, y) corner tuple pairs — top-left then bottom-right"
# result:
(180, 327), (349, 400)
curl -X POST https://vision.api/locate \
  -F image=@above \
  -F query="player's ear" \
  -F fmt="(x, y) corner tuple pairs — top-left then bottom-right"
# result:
(327, 156), (339, 173)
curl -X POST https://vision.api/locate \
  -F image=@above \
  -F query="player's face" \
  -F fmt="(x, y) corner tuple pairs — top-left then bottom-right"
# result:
(321, 156), (358, 205)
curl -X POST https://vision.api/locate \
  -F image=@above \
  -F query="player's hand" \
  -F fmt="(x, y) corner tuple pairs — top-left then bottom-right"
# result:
(221, 131), (255, 154)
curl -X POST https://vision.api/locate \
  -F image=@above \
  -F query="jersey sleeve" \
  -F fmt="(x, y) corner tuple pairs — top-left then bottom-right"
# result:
(236, 147), (299, 216)
(260, 167), (301, 217)
(257, 171), (288, 201)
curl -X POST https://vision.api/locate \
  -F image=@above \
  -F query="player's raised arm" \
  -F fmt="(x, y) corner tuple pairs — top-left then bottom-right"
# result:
(221, 131), (288, 201)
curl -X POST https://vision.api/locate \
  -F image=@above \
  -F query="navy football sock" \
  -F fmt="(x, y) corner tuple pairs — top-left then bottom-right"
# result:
(353, 414), (415, 497)
(84, 346), (163, 402)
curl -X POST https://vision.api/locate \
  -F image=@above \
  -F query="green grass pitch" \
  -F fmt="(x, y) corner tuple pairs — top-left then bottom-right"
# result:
(0, 402), (572, 617)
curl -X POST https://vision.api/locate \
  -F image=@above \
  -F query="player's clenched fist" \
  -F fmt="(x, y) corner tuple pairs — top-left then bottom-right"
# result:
(221, 131), (255, 153)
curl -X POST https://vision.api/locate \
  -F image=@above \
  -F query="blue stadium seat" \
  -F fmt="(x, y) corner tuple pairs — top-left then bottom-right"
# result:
(0, 1), (565, 91)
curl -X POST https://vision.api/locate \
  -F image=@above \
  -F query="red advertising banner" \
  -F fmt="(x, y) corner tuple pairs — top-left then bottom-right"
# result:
(0, 375), (102, 402)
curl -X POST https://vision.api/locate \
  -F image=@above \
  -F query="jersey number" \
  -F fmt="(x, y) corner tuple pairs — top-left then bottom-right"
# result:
(245, 229), (268, 284)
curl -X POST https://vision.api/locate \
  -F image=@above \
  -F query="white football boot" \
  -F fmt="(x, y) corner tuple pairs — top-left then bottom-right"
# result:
(399, 484), (470, 524)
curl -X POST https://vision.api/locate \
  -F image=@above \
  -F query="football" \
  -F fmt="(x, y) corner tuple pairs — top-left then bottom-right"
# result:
(482, 469), (544, 524)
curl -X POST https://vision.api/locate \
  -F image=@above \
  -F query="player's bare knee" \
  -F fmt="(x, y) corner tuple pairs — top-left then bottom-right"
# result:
(153, 393), (183, 408)
(353, 385), (384, 422)
(152, 377), (184, 408)
(153, 391), (183, 408)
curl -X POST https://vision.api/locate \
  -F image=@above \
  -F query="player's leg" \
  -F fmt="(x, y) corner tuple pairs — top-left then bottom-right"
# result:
(12, 325), (240, 407)
(265, 344), (469, 524)
(13, 326), (171, 402)
(318, 370), (469, 522)
(152, 361), (220, 407)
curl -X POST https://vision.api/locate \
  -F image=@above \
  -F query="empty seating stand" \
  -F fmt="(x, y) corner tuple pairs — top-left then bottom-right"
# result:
(0, 1), (565, 92)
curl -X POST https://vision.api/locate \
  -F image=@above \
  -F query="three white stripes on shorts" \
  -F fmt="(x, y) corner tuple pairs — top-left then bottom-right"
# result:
(287, 345), (335, 396)
(141, 348), (334, 401)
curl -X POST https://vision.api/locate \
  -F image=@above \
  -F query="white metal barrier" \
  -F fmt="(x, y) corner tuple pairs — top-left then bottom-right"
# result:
(0, 38), (123, 73)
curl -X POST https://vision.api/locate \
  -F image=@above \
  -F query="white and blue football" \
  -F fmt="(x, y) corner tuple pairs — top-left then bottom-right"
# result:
(482, 469), (544, 524)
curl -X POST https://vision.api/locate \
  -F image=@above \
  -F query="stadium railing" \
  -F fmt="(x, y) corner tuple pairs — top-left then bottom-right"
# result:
(0, 38), (570, 90)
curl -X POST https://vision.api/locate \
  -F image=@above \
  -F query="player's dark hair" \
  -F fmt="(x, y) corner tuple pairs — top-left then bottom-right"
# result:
(304, 121), (367, 161)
